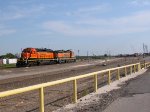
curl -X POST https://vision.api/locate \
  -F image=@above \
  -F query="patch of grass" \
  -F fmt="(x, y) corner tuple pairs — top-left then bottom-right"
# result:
(0, 64), (16, 69)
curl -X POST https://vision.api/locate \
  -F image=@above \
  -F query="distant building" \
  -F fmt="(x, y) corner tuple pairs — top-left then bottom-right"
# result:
(2, 59), (17, 64)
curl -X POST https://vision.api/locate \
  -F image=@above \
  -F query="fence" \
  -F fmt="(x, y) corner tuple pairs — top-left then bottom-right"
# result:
(0, 62), (150, 112)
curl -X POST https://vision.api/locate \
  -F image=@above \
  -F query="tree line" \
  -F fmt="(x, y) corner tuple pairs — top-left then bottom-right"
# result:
(0, 53), (18, 59)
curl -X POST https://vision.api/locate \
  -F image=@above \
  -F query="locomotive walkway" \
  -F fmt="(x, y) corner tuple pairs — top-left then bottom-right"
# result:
(55, 68), (150, 112)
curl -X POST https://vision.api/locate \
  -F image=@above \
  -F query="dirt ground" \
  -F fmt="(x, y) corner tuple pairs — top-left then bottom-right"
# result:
(54, 69), (148, 112)
(0, 57), (149, 112)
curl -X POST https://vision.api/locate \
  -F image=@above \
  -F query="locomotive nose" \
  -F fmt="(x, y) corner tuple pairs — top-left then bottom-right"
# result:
(22, 52), (30, 59)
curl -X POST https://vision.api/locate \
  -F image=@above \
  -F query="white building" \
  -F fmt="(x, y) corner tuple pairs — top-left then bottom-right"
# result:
(2, 59), (17, 64)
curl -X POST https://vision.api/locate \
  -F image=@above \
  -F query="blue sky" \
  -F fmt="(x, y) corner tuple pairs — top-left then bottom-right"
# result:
(0, 0), (150, 55)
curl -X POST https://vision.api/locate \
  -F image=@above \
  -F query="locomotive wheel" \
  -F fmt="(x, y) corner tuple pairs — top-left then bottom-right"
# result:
(37, 61), (40, 66)
(16, 63), (21, 68)
(26, 63), (31, 67)
(58, 60), (62, 64)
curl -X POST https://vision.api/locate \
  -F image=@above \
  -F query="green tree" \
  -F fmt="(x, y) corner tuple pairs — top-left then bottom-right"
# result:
(0, 53), (16, 59)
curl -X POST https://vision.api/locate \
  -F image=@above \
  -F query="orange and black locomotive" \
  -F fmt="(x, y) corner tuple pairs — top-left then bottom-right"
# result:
(16, 48), (76, 67)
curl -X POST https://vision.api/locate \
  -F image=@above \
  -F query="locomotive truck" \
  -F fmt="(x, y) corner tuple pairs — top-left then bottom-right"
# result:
(16, 48), (76, 67)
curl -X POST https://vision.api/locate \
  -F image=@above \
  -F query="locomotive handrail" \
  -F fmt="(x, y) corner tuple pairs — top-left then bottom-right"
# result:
(0, 62), (150, 112)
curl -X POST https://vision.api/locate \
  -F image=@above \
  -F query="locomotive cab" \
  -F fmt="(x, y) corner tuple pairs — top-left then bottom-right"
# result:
(21, 48), (38, 59)
(21, 48), (31, 59)
(16, 48), (37, 67)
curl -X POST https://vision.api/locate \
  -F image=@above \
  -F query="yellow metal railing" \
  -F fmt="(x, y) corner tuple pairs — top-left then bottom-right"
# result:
(141, 62), (150, 69)
(0, 62), (149, 112)
(145, 62), (150, 68)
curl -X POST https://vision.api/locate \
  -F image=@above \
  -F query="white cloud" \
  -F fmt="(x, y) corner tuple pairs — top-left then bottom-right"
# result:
(0, 29), (16, 37)
(0, 25), (16, 37)
(77, 10), (150, 26)
(66, 4), (110, 17)
(43, 10), (150, 37)
(0, 5), (45, 21)
(77, 4), (109, 13)
(130, 0), (150, 6)
(43, 21), (71, 34)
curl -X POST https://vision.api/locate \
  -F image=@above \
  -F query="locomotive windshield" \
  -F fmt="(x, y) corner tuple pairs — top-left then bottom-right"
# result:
(22, 49), (31, 53)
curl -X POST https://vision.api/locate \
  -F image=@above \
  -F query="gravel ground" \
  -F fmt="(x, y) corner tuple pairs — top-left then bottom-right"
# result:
(54, 69), (147, 112)
(0, 58), (139, 91)
(0, 57), (148, 112)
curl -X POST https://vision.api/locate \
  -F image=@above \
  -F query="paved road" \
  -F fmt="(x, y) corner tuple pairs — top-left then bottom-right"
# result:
(103, 69), (150, 112)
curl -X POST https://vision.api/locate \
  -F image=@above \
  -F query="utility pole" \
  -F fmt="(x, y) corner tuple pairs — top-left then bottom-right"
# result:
(146, 45), (148, 53)
(143, 43), (149, 57)
(78, 50), (80, 56)
(87, 51), (89, 57)
(143, 43), (145, 58)
(77, 50), (80, 60)
(87, 51), (89, 62)
(143, 43), (145, 54)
